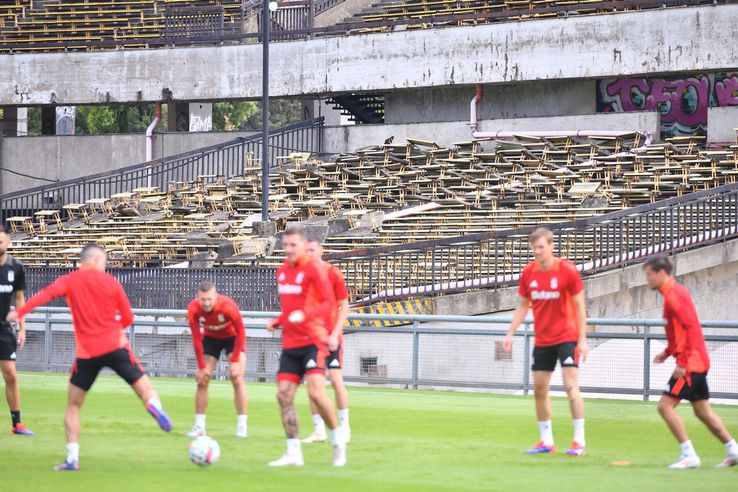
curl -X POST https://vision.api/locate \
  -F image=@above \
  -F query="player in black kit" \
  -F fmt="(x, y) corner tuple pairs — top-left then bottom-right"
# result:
(0, 225), (34, 435)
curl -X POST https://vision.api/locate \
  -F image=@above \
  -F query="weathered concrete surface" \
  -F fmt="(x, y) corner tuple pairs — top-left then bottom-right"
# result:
(707, 106), (738, 143)
(324, 111), (661, 153)
(0, 130), (256, 193)
(384, 81), (596, 124)
(2, 5), (736, 105)
(434, 239), (738, 323)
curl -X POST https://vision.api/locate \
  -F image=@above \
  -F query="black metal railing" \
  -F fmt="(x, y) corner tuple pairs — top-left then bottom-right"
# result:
(314, 0), (348, 15)
(0, 117), (324, 223)
(325, 183), (738, 305)
(163, 5), (228, 43)
(24, 266), (280, 311)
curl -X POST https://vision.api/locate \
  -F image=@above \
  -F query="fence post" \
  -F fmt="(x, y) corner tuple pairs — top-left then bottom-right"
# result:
(522, 322), (531, 396)
(411, 320), (419, 390)
(643, 322), (651, 402)
(130, 323), (136, 353)
(44, 310), (52, 372)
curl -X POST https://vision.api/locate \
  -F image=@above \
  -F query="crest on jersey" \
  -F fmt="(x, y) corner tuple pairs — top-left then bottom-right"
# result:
(295, 272), (305, 284)
(218, 314), (225, 322)
(529, 280), (539, 288)
(199, 316), (205, 323)
(278, 272), (286, 282)
(7, 271), (14, 283)
(550, 277), (558, 289)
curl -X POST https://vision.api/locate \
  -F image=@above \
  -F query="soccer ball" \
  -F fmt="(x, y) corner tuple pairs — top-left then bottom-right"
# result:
(188, 436), (220, 466)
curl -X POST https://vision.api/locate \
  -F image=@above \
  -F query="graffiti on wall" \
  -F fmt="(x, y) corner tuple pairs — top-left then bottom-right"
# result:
(597, 73), (738, 138)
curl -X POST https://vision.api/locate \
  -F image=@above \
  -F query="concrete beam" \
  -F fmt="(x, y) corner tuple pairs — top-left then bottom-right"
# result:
(2, 5), (737, 105)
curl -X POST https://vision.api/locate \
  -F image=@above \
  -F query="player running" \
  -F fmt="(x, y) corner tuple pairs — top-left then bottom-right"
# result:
(7, 244), (172, 471)
(302, 237), (352, 444)
(266, 226), (347, 467)
(502, 227), (589, 457)
(186, 281), (248, 438)
(0, 225), (34, 436)
(644, 255), (738, 469)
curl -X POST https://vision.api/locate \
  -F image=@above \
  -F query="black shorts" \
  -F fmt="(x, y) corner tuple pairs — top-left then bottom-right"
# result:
(532, 342), (579, 372)
(276, 345), (327, 384)
(664, 372), (710, 402)
(0, 327), (17, 361)
(326, 344), (343, 370)
(70, 347), (146, 391)
(202, 336), (237, 360)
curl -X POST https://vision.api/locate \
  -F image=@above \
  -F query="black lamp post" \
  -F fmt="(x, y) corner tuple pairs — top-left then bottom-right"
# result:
(261, 0), (278, 221)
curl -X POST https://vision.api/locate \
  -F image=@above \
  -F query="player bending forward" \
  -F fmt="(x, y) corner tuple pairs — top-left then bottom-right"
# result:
(7, 244), (172, 471)
(503, 227), (589, 457)
(644, 255), (738, 469)
(267, 226), (347, 467)
(302, 236), (351, 444)
(186, 281), (248, 438)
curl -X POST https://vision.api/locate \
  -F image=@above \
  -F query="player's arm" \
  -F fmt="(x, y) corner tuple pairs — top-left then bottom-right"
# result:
(187, 307), (207, 370)
(9, 276), (68, 322)
(116, 282), (134, 328)
(332, 298), (350, 340)
(572, 290), (589, 362)
(666, 293), (693, 375)
(502, 295), (530, 352)
(13, 290), (26, 351)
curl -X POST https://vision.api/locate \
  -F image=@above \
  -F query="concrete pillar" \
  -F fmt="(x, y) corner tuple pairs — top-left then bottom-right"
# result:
(0, 107), (27, 136)
(167, 102), (212, 132)
(303, 99), (348, 126)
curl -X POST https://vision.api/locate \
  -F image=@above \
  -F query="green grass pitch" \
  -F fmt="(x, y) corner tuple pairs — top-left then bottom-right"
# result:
(2, 372), (737, 492)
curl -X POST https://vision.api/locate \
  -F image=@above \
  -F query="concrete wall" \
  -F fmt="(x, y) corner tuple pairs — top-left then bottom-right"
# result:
(707, 106), (738, 143)
(384, 81), (596, 124)
(324, 111), (661, 153)
(434, 239), (738, 324)
(3, 5), (737, 105)
(0, 130), (256, 193)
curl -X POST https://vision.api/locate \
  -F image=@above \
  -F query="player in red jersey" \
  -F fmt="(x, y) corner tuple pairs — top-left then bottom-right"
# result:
(186, 281), (248, 438)
(644, 255), (738, 469)
(7, 244), (172, 471)
(503, 227), (589, 457)
(266, 226), (347, 467)
(302, 237), (352, 444)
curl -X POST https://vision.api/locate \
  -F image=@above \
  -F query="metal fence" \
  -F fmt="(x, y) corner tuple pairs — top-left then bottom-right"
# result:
(327, 182), (738, 305)
(0, 117), (324, 223)
(15, 309), (738, 401)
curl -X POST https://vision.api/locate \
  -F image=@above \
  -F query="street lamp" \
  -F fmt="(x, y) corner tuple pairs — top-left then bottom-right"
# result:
(261, 0), (278, 222)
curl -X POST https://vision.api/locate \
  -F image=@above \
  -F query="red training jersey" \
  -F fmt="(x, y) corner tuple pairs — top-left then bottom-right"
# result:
(321, 261), (349, 338)
(187, 294), (246, 369)
(275, 255), (334, 349)
(659, 277), (710, 374)
(16, 265), (134, 359)
(518, 257), (584, 347)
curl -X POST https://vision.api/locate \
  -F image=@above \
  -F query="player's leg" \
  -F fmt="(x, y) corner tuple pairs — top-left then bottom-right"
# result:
(525, 345), (557, 453)
(188, 355), (217, 437)
(230, 351), (248, 438)
(691, 392), (738, 467)
(269, 377), (304, 466)
(302, 390), (327, 443)
(110, 348), (172, 432)
(330, 368), (351, 443)
(560, 342), (585, 456)
(307, 371), (346, 466)
(658, 393), (700, 468)
(54, 383), (86, 471)
(1, 359), (32, 435)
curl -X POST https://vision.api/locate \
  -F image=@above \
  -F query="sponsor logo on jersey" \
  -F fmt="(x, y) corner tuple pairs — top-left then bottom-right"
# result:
(529, 280), (539, 288)
(550, 277), (558, 289)
(278, 284), (303, 295)
(8, 271), (14, 283)
(305, 359), (317, 369)
(530, 290), (561, 300)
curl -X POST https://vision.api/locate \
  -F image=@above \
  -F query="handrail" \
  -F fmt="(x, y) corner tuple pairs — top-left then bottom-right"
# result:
(0, 0), (720, 52)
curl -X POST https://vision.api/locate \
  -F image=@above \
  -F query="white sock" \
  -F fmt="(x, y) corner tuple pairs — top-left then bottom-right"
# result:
(338, 408), (350, 429)
(195, 413), (206, 429)
(312, 413), (326, 435)
(66, 442), (80, 463)
(573, 419), (585, 446)
(680, 440), (697, 458)
(538, 420), (554, 446)
(147, 398), (162, 410)
(725, 439), (738, 456)
(287, 438), (302, 457)
(330, 427), (343, 446)
(237, 414), (247, 429)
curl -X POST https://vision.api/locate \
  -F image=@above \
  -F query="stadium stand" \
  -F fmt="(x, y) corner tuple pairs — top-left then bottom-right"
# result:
(5, 129), (738, 275)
